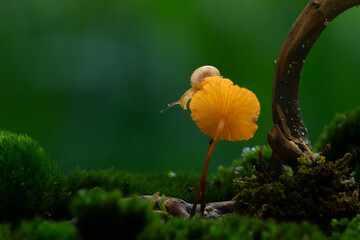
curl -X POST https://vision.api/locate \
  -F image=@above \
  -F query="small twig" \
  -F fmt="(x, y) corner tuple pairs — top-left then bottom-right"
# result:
(337, 152), (355, 170)
(320, 143), (331, 156)
(139, 195), (234, 218)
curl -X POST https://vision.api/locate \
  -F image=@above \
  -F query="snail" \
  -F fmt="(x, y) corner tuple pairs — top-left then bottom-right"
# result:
(160, 66), (221, 113)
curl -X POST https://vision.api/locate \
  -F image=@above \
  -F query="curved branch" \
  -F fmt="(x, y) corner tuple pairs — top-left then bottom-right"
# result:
(268, 0), (360, 174)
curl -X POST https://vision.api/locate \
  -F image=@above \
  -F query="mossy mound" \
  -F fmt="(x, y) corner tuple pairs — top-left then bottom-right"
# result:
(2, 125), (360, 239)
(0, 210), (329, 240)
(64, 169), (202, 203)
(13, 217), (79, 240)
(56, 146), (271, 218)
(315, 106), (360, 179)
(0, 131), (64, 222)
(217, 145), (271, 181)
(2, 207), (360, 239)
(61, 167), (237, 207)
(234, 153), (360, 219)
(70, 189), (152, 240)
(0, 217), (79, 240)
(139, 214), (327, 240)
(331, 214), (360, 240)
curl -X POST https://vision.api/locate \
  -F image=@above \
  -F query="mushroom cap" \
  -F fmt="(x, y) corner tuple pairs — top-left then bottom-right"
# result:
(190, 76), (260, 141)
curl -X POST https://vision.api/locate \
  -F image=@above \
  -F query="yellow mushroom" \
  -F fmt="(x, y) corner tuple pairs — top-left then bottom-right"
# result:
(190, 76), (260, 141)
(188, 75), (260, 217)
(161, 67), (260, 217)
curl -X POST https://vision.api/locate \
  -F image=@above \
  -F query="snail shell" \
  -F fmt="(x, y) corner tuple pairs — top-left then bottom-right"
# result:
(161, 65), (221, 113)
(190, 66), (220, 88)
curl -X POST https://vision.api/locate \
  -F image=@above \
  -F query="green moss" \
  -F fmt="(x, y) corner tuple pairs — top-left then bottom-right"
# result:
(0, 217), (79, 240)
(64, 168), (200, 200)
(54, 146), (271, 219)
(63, 167), (235, 203)
(0, 224), (11, 240)
(138, 214), (326, 240)
(214, 146), (271, 203)
(217, 145), (271, 180)
(234, 153), (360, 219)
(70, 188), (154, 240)
(314, 106), (360, 179)
(0, 131), (64, 222)
(12, 217), (80, 240)
(2, 128), (360, 239)
(331, 214), (360, 240)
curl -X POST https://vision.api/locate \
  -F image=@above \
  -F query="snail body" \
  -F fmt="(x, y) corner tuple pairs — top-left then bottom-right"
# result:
(161, 66), (220, 113)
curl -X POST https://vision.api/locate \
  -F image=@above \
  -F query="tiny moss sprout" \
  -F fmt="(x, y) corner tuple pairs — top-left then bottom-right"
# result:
(162, 66), (260, 217)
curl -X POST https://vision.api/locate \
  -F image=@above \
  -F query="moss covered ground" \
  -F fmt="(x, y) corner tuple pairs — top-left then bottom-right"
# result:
(1, 106), (360, 239)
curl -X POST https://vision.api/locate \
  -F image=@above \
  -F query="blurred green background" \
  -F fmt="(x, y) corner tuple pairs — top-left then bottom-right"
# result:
(0, 0), (359, 174)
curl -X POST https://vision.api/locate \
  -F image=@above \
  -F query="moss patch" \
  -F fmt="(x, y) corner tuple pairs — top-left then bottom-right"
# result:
(315, 106), (360, 180)
(0, 131), (64, 222)
(0, 217), (79, 240)
(70, 189), (153, 240)
(138, 213), (326, 240)
(234, 153), (360, 219)
(331, 214), (360, 240)
(1, 124), (360, 239)
(64, 169), (202, 202)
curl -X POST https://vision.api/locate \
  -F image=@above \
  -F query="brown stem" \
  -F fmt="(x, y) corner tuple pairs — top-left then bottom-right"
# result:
(190, 138), (219, 218)
(269, 0), (360, 174)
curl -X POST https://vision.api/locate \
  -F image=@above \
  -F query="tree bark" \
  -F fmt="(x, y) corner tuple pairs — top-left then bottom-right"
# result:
(269, 0), (360, 175)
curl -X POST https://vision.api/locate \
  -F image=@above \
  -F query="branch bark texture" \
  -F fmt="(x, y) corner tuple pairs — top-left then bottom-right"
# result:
(269, 0), (360, 174)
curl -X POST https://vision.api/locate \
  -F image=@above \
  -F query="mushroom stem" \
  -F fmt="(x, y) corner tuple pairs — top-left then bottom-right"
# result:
(190, 138), (219, 218)
(190, 118), (225, 218)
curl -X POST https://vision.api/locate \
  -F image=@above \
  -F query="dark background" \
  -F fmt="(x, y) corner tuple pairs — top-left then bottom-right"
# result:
(0, 0), (359, 174)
